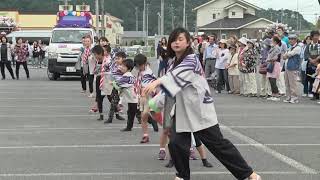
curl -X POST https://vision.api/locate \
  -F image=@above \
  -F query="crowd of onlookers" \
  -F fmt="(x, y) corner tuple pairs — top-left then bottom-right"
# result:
(191, 28), (320, 105)
(0, 32), (47, 80)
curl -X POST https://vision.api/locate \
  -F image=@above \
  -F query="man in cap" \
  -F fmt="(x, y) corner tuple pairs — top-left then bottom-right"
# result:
(283, 34), (302, 103)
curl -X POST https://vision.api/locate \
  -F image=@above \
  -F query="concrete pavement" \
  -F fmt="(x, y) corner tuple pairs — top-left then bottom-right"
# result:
(0, 66), (319, 180)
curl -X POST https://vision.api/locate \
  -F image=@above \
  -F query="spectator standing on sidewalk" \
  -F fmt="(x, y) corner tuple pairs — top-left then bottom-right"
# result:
(301, 36), (312, 97)
(0, 36), (15, 80)
(305, 30), (320, 101)
(14, 37), (30, 80)
(266, 36), (282, 102)
(226, 44), (240, 94)
(203, 35), (218, 79)
(283, 34), (301, 104)
(32, 41), (40, 68)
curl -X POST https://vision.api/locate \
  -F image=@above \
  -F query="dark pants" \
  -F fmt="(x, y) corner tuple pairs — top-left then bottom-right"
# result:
(269, 77), (279, 94)
(216, 69), (230, 92)
(96, 76), (105, 114)
(107, 88), (120, 120)
(158, 59), (167, 77)
(168, 123), (253, 180)
(16, 61), (29, 79)
(300, 71), (309, 94)
(80, 70), (94, 93)
(0, 60), (15, 79)
(126, 103), (138, 129)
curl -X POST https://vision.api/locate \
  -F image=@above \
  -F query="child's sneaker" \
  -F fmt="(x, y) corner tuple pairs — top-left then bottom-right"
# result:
(158, 150), (166, 160)
(302, 94), (307, 97)
(283, 98), (291, 103)
(140, 136), (149, 144)
(308, 94), (314, 98)
(88, 93), (94, 98)
(89, 108), (98, 113)
(189, 148), (198, 160)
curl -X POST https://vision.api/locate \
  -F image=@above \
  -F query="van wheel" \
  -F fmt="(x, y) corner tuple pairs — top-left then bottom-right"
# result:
(47, 69), (59, 80)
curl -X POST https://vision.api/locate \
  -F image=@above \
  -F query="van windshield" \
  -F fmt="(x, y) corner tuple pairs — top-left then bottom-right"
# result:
(51, 30), (91, 44)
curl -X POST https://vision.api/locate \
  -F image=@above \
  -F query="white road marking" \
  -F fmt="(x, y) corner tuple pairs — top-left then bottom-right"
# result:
(0, 143), (319, 150)
(227, 126), (320, 129)
(220, 124), (318, 175)
(0, 125), (319, 131)
(0, 171), (308, 177)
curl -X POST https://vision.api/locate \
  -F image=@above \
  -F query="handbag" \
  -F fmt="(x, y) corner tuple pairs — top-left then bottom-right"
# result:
(267, 62), (274, 73)
(259, 63), (267, 74)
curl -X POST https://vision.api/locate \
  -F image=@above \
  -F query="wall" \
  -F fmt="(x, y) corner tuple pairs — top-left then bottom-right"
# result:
(196, 0), (236, 27)
(242, 19), (271, 29)
(121, 37), (144, 46)
(203, 30), (240, 40)
(228, 6), (244, 18)
(19, 14), (56, 30)
(0, 11), (19, 22)
(240, 28), (262, 39)
(244, 6), (256, 15)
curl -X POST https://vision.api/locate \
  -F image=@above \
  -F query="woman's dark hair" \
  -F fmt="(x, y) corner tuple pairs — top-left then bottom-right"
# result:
(272, 36), (281, 46)
(1, 36), (8, 43)
(310, 30), (320, 38)
(115, 51), (127, 59)
(161, 37), (167, 46)
(92, 45), (104, 56)
(219, 42), (228, 49)
(16, 37), (23, 43)
(122, 59), (135, 71)
(134, 54), (147, 66)
(167, 27), (194, 68)
(102, 45), (111, 53)
(99, 37), (109, 43)
(303, 36), (311, 44)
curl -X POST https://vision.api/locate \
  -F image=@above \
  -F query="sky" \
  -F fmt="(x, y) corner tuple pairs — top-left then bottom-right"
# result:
(246, 0), (320, 24)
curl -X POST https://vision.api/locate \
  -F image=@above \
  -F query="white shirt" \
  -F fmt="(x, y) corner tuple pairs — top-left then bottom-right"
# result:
(215, 48), (230, 70)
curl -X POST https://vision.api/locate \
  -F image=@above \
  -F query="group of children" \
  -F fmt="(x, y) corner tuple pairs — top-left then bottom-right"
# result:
(79, 30), (261, 180)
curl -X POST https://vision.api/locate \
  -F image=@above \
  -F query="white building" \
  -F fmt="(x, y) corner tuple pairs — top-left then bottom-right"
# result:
(193, 0), (274, 39)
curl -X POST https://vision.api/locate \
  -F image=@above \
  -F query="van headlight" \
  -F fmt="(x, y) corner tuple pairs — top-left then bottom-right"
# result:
(48, 52), (58, 59)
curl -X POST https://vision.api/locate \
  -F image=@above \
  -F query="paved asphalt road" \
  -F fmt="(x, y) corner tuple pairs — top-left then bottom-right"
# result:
(0, 60), (319, 180)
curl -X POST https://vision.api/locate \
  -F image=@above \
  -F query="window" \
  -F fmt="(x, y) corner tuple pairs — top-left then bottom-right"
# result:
(212, 14), (216, 19)
(221, 34), (227, 40)
(232, 12), (236, 16)
(242, 33), (247, 38)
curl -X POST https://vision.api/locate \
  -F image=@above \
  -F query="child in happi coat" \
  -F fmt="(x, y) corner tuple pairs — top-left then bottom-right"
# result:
(111, 59), (139, 131)
(134, 54), (158, 143)
(144, 27), (261, 180)
(104, 52), (126, 123)
(91, 45), (112, 121)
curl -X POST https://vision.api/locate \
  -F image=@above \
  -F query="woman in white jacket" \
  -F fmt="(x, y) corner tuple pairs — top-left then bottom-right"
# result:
(215, 39), (231, 93)
(0, 36), (15, 79)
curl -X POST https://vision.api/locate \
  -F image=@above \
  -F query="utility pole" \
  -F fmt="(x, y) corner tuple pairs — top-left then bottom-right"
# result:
(95, 0), (100, 37)
(296, 0), (299, 32)
(281, 8), (283, 23)
(146, 3), (149, 48)
(135, 7), (139, 31)
(100, 0), (105, 36)
(170, 4), (174, 30)
(185, 14), (188, 30)
(183, 0), (186, 28)
(160, 0), (164, 35)
(157, 12), (161, 35)
(143, 0), (146, 33)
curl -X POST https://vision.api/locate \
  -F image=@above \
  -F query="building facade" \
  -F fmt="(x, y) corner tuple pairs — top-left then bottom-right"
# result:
(0, 10), (123, 45)
(193, 0), (274, 39)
